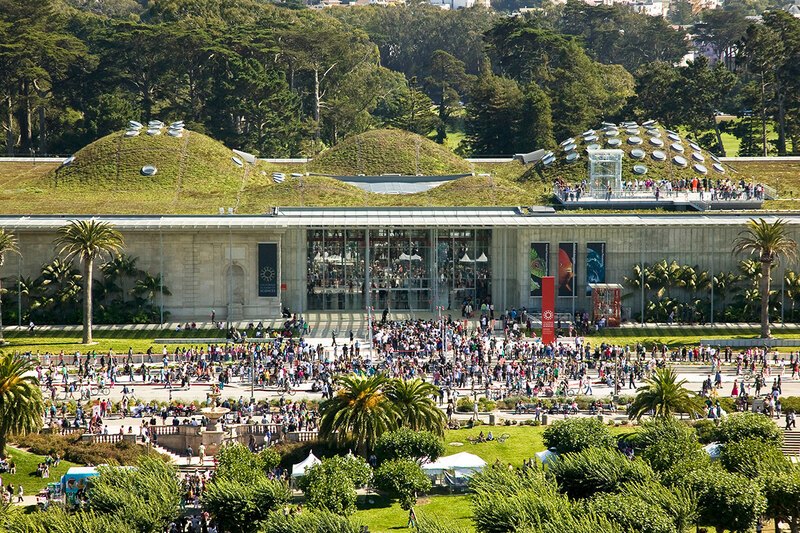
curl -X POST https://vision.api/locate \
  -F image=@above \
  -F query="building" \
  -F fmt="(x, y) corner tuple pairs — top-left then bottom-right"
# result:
(1, 209), (798, 322)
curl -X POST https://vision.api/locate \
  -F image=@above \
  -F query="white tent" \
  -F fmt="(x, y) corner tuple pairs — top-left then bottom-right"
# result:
(291, 450), (321, 478)
(421, 452), (486, 477)
(535, 448), (558, 467)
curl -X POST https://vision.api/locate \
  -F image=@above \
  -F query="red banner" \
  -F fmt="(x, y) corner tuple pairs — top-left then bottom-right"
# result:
(541, 276), (556, 345)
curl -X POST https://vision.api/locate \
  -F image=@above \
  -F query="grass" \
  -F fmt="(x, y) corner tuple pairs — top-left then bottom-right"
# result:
(587, 324), (800, 349)
(0, 328), (228, 355)
(1, 446), (76, 496)
(308, 129), (471, 176)
(355, 494), (474, 532)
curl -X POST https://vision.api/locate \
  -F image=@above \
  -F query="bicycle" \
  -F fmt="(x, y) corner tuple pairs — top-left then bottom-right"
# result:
(279, 384), (296, 398)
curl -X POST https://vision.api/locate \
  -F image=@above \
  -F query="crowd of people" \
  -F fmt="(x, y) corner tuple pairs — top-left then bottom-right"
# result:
(554, 176), (767, 203)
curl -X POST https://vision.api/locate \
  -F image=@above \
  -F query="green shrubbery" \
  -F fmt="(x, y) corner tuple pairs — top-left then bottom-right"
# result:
(548, 447), (654, 499)
(373, 459), (431, 510)
(542, 417), (615, 454)
(714, 411), (784, 446)
(13, 432), (162, 465)
(374, 428), (445, 464)
(296, 455), (372, 515)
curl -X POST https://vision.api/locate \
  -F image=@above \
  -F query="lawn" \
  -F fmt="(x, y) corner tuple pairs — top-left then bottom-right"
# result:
(354, 494), (474, 532)
(1, 327), (228, 355)
(588, 324), (800, 350)
(1, 446), (76, 496)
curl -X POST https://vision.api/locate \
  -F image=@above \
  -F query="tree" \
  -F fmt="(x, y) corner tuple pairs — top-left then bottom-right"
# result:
(373, 459), (431, 511)
(87, 455), (181, 532)
(374, 428), (445, 464)
(385, 378), (445, 436)
(542, 417), (615, 454)
(203, 477), (291, 533)
(684, 465), (768, 533)
(54, 220), (124, 343)
(0, 229), (19, 344)
(719, 437), (792, 478)
(319, 373), (396, 454)
(0, 353), (44, 457)
(636, 417), (705, 473)
(214, 443), (280, 484)
(732, 218), (798, 338)
(548, 447), (654, 499)
(465, 74), (528, 155)
(383, 81), (439, 136)
(764, 469), (800, 533)
(296, 455), (372, 515)
(628, 367), (704, 419)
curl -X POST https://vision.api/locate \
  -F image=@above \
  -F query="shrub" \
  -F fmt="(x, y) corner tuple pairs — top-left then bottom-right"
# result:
(1, 507), (130, 533)
(691, 419), (717, 444)
(374, 428), (445, 464)
(683, 465), (768, 533)
(87, 456), (181, 533)
(714, 412), (783, 447)
(549, 447), (654, 499)
(542, 418), (615, 454)
(588, 492), (675, 533)
(296, 456), (372, 515)
(13, 432), (163, 465)
(215, 443), (280, 483)
(259, 509), (363, 533)
(781, 396), (800, 413)
(373, 459), (431, 510)
(637, 418), (703, 473)
(203, 477), (291, 533)
(718, 438), (792, 478)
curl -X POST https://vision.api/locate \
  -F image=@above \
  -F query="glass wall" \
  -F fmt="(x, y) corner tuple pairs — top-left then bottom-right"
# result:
(306, 229), (366, 310)
(306, 228), (491, 311)
(435, 229), (492, 311)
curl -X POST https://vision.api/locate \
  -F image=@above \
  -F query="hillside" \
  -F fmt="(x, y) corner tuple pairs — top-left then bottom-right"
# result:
(308, 129), (472, 176)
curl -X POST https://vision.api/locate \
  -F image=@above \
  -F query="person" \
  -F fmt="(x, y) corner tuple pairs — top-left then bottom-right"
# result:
(487, 431), (494, 441)
(407, 507), (417, 528)
(186, 445), (194, 465)
(198, 444), (206, 465)
(17, 484), (23, 503)
(787, 411), (797, 431)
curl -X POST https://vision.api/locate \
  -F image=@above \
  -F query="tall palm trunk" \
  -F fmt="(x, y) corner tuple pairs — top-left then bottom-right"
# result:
(83, 257), (93, 344)
(760, 260), (771, 338)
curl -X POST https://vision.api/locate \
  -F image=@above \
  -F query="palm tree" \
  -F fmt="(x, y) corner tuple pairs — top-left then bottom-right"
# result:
(386, 378), (446, 436)
(628, 367), (703, 420)
(0, 353), (44, 457)
(733, 218), (798, 338)
(55, 220), (124, 344)
(133, 273), (171, 302)
(319, 374), (397, 455)
(0, 230), (19, 345)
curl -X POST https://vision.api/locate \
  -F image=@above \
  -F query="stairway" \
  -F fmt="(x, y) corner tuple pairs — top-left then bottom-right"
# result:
(782, 430), (800, 457)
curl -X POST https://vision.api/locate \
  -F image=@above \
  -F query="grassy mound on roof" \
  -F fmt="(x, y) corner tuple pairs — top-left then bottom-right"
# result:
(51, 129), (245, 192)
(308, 129), (472, 176)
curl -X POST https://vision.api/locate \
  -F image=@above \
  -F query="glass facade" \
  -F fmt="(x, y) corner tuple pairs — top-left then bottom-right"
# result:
(306, 228), (491, 311)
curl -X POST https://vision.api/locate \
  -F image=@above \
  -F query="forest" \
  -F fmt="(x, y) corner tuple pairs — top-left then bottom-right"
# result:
(2, 0), (800, 157)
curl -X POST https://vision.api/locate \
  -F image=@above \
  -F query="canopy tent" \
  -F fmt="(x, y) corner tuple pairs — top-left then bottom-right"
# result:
(535, 448), (559, 467)
(291, 450), (321, 478)
(421, 452), (486, 477)
(703, 442), (723, 460)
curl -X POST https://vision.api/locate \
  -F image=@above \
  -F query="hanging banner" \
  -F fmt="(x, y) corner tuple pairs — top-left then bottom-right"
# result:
(257, 243), (278, 297)
(529, 242), (550, 297)
(586, 242), (606, 295)
(541, 276), (556, 344)
(558, 242), (577, 297)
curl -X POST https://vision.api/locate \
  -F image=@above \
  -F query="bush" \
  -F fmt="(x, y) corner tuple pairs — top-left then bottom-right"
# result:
(542, 418), (615, 454)
(718, 438), (792, 478)
(781, 396), (800, 413)
(259, 509), (363, 533)
(714, 412), (783, 447)
(588, 492), (675, 533)
(549, 448), (654, 499)
(373, 459), (431, 510)
(691, 419), (717, 444)
(1, 507), (131, 533)
(203, 477), (291, 533)
(637, 418), (703, 473)
(374, 428), (445, 464)
(13, 432), (163, 465)
(683, 465), (768, 533)
(296, 456), (372, 515)
(215, 443), (280, 483)
(87, 456), (181, 532)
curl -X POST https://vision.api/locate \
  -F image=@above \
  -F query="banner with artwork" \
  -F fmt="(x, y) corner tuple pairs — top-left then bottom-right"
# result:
(529, 242), (549, 297)
(558, 242), (577, 297)
(586, 242), (606, 295)
(258, 243), (278, 297)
